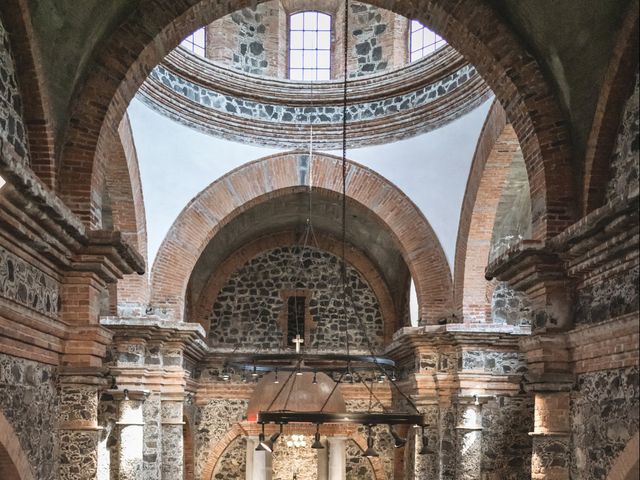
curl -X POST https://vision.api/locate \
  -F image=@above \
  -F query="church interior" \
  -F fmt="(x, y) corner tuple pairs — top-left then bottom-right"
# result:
(0, 1), (638, 479)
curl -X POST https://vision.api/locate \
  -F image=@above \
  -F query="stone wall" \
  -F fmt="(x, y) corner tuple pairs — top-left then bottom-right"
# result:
(207, 246), (384, 351)
(206, 2), (284, 77)
(481, 396), (533, 479)
(349, 3), (395, 77)
(571, 366), (639, 479)
(0, 245), (60, 318)
(195, 399), (248, 478)
(212, 435), (246, 479)
(575, 265), (639, 326)
(0, 18), (30, 161)
(491, 282), (532, 326)
(273, 434), (319, 479)
(0, 353), (58, 480)
(607, 73), (639, 202)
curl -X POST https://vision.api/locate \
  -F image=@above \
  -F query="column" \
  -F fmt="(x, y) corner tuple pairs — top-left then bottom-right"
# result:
(116, 390), (148, 480)
(249, 441), (272, 480)
(161, 400), (184, 480)
(455, 397), (484, 480)
(327, 437), (346, 480)
(58, 369), (108, 480)
(530, 391), (571, 480)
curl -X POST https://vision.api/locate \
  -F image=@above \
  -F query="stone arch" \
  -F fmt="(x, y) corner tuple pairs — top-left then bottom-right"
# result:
(55, 0), (575, 241)
(0, 411), (36, 480)
(192, 230), (398, 343)
(453, 101), (522, 322)
(150, 153), (451, 324)
(583, 4), (639, 214)
(607, 432), (639, 480)
(104, 113), (149, 315)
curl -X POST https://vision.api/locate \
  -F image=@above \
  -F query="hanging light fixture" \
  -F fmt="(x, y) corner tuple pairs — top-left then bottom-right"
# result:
(389, 426), (407, 448)
(362, 425), (379, 457)
(311, 424), (324, 449)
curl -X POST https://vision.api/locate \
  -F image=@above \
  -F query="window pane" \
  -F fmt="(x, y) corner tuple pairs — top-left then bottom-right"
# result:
(303, 31), (317, 49)
(290, 13), (304, 30)
(411, 30), (423, 51)
(304, 11), (317, 30)
(303, 51), (316, 68)
(303, 69), (315, 81)
(193, 28), (205, 47)
(290, 31), (304, 49)
(316, 69), (330, 80)
(317, 31), (331, 50)
(317, 50), (330, 69)
(290, 69), (303, 80)
(317, 13), (331, 31)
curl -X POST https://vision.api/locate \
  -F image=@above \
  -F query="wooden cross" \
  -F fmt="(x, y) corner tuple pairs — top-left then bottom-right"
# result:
(292, 334), (304, 353)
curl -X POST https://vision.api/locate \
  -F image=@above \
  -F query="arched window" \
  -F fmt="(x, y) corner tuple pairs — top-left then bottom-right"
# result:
(409, 20), (446, 62)
(289, 11), (331, 81)
(181, 27), (206, 57)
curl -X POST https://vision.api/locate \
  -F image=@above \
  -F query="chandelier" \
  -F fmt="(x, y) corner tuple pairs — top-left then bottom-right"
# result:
(217, 0), (430, 458)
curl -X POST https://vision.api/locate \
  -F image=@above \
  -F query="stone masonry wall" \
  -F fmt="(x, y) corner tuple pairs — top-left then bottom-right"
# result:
(607, 73), (639, 202)
(346, 439), (376, 479)
(571, 366), (639, 479)
(273, 434), (318, 479)
(491, 282), (532, 326)
(0, 353), (58, 480)
(349, 3), (395, 77)
(195, 399), (247, 478)
(481, 395), (533, 479)
(212, 435), (246, 479)
(207, 246), (384, 351)
(0, 18), (30, 161)
(575, 265), (639, 326)
(0, 245), (60, 318)
(206, 2), (284, 77)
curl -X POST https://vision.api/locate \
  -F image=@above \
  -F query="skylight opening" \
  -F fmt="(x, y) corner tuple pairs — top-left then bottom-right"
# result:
(181, 27), (206, 57)
(289, 11), (331, 81)
(409, 20), (446, 62)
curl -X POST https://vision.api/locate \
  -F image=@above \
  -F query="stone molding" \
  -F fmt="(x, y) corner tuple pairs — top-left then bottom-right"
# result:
(139, 46), (490, 149)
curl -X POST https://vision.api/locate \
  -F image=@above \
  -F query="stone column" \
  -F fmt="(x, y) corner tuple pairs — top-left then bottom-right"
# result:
(455, 396), (485, 480)
(530, 391), (571, 480)
(115, 390), (148, 480)
(58, 369), (108, 480)
(161, 399), (184, 480)
(327, 437), (346, 480)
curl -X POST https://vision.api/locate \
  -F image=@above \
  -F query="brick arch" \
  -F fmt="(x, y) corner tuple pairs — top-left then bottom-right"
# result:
(200, 423), (247, 480)
(583, 4), (639, 214)
(150, 153), (451, 324)
(105, 113), (149, 314)
(607, 432), (639, 480)
(0, 0), (57, 189)
(192, 230), (399, 343)
(453, 101), (522, 322)
(55, 0), (575, 240)
(0, 411), (36, 480)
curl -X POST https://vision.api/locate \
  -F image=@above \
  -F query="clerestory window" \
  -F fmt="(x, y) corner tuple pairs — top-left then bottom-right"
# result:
(289, 11), (331, 81)
(181, 27), (206, 57)
(409, 20), (446, 62)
